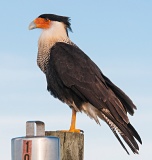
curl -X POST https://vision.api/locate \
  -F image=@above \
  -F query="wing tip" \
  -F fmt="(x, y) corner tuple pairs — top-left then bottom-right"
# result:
(127, 123), (142, 144)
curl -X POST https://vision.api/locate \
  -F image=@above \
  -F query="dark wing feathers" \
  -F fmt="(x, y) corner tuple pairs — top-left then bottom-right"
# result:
(127, 123), (142, 144)
(50, 42), (129, 122)
(48, 42), (141, 153)
(102, 74), (137, 115)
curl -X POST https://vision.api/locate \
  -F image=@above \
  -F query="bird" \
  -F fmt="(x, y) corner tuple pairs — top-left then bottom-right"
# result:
(29, 14), (142, 154)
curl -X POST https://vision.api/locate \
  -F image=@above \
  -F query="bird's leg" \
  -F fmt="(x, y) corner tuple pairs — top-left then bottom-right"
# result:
(61, 108), (83, 133)
(69, 108), (79, 132)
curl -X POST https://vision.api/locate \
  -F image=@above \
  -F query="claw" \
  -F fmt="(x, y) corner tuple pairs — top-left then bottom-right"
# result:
(60, 129), (83, 133)
(59, 109), (84, 134)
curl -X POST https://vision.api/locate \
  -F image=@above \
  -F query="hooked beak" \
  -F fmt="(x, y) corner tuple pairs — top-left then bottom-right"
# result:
(28, 21), (36, 30)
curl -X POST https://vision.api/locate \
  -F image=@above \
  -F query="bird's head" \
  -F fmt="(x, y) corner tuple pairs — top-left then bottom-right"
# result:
(29, 14), (72, 37)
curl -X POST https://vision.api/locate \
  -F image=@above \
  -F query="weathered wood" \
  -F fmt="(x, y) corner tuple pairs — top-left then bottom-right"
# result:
(45, 131), (84, 160)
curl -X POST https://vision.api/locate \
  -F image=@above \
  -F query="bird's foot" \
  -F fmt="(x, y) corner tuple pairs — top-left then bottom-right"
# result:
(60, 129), (83, 133)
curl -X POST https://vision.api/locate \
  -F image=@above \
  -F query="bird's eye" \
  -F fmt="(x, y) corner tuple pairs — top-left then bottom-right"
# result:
(45, 18), (49, 21)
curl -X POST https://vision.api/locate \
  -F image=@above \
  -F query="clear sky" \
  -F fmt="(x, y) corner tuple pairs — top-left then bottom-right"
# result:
(0, 0), (152, 159)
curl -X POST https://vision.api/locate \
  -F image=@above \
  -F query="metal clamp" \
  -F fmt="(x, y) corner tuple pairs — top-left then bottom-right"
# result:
(26, 121), (45, 137)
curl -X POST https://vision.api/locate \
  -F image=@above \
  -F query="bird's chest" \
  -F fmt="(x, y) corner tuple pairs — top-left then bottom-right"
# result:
(37, 43), (54, 73)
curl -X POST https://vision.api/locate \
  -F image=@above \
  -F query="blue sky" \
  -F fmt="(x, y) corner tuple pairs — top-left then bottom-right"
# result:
(0, 0), (152, 159)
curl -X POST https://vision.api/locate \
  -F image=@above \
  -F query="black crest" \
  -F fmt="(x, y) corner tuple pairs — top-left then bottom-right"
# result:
(38, 14), (72, 33)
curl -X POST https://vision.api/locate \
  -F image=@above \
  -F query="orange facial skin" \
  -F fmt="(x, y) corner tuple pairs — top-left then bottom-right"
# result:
(34, 18), (51, 29)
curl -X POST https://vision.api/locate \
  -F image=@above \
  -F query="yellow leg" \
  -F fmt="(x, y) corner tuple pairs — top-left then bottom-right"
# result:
(69, 109), (79, 132)
(61, 109), (83, 133)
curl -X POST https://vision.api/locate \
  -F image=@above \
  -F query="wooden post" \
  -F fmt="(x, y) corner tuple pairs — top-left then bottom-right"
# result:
(45, 131), (84, 160)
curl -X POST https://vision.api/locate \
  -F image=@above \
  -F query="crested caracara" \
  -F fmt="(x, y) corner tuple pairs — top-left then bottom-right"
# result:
(29, 14), (142, 154)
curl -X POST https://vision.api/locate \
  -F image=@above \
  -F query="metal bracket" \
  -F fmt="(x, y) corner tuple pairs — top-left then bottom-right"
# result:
(26, 121), (45, 137)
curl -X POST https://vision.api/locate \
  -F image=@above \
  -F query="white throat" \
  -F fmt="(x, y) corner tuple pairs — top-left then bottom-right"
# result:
(38, 21), (69, 46)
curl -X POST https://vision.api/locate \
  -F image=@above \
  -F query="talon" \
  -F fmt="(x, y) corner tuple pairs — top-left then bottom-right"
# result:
(80, 130), (84, 133)
(69, 129), (82, 133)
(60, 129), (82, 133)
(58, 109), (83, 134)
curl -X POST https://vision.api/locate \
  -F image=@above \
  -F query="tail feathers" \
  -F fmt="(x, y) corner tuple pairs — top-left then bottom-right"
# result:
(111, 128), (130, 154)
(100, 112), (141, 154)
(121, 134), (139, 154)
